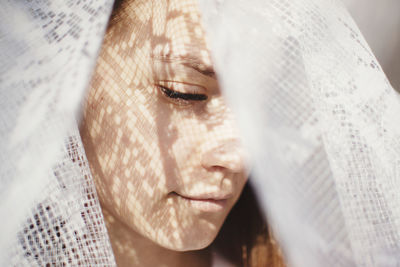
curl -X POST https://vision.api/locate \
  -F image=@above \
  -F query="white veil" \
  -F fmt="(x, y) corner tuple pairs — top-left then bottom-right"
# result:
(199, 0), (400, 266)
(0, 1), (115, 266)
(1, 0), (400, 266)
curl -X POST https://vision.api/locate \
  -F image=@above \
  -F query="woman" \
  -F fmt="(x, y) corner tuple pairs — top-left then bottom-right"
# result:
(80, 0), (284, 266)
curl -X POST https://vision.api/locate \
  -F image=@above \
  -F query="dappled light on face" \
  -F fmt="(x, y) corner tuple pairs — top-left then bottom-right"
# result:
(80, 0), (247, 266)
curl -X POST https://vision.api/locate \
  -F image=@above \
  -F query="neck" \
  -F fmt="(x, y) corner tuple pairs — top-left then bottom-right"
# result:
(101, 207), (212, 267)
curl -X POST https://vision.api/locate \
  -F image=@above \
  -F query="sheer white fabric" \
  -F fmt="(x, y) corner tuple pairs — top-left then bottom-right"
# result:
(0, 1), (115, 266)
(1, 0), (400, 266)
(199, 0), (400, 266)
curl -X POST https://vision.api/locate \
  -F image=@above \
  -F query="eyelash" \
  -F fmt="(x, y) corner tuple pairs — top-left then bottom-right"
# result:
(158, 85), (208, 103)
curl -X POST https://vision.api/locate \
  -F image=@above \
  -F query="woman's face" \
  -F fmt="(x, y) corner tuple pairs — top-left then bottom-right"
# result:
(81, 0), (247, 251)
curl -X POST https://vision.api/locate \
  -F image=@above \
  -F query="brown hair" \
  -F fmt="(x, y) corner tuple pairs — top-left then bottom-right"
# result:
(213, 182), (285, 266)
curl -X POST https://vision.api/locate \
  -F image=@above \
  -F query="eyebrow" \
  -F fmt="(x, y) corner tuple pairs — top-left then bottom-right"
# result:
(152, 55), (216, 79)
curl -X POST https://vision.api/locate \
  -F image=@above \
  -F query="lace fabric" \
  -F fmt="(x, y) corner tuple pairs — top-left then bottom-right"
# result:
(199, 0), (400, 266)
(1, 1), (115, 266)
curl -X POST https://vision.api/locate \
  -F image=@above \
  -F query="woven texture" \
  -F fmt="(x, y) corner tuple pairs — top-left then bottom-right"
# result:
(199, 0), (400, 266)
(0, 1), (115, 266)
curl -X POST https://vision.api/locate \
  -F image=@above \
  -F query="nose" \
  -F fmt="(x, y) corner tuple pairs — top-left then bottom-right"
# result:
(199, 94), (247, 174)
(201, 140), (246, 173)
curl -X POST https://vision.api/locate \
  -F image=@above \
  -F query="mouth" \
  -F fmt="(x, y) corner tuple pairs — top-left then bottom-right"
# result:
(172, 192), (231, 212)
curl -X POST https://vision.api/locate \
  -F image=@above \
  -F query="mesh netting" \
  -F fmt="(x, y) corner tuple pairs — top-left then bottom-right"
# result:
(199, 0), (400, 266)
(1, 0), (115, 266)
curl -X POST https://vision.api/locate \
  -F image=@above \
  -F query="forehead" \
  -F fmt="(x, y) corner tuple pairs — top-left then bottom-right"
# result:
(114, 0), (212, 63)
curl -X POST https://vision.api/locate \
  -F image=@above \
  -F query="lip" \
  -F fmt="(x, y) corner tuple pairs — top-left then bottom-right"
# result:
(175, 192), (232, 212)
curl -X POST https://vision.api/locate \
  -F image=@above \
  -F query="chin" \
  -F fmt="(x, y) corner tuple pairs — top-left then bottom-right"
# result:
(166, 237), (215, 252)
(159, 223), (222, 252)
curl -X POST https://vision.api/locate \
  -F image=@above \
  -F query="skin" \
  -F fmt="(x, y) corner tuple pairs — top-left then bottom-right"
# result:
(80, 0), (248, 266)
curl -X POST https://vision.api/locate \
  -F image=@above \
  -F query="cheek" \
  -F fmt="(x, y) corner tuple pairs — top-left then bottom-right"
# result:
(91, 89), (174, 216)
(167, 116), (207, 180)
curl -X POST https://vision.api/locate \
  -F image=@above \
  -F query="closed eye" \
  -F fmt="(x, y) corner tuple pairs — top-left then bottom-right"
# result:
(159, 85), (208, 101)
